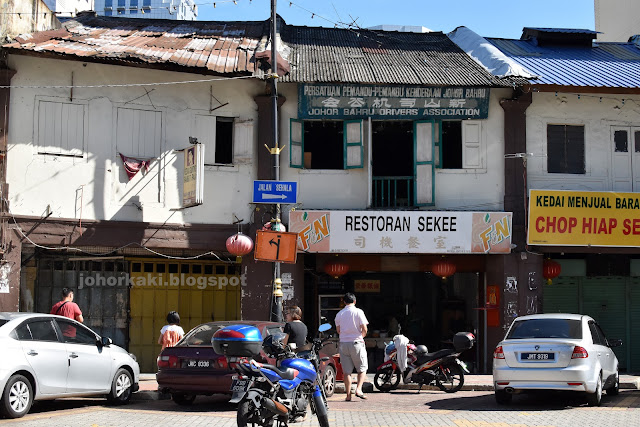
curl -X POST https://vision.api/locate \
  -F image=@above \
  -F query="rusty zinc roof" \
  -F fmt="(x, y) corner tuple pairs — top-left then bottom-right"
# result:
(277, 24), (526, 87)
(3, 12), (267, 75)
(4, 13), (525, 87)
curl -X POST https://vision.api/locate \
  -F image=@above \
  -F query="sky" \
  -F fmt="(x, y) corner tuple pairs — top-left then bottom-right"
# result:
(197, 0), (595, 39)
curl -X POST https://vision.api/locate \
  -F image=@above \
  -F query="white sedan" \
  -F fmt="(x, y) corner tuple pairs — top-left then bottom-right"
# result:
(493, 313), (621, 406)
(0, 312), (140, 418)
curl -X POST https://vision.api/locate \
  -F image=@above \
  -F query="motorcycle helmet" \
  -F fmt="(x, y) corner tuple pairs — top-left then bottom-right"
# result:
(415, 344), (429, 355)
(262, 333), (286, 357)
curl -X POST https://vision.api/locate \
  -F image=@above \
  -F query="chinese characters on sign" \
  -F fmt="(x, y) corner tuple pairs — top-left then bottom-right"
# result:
(354, 279), (381, 293)
(289, 211), (512, 254)
(298, 84), (490, 120)
(182, 144), (205, 208)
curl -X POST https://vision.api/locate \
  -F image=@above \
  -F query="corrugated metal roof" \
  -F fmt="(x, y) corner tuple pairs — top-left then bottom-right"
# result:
(4, 13), (266, 75)
(486, 36), (640, 88)
(4, 13), (525, 87)
(277, 24), (523, 86)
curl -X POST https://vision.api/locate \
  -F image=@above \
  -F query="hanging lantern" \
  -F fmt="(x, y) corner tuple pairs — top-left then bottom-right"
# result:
(324, 259), (349, 279)
(432, 258), (456, 280)
(543, 258), (561, 285)
(226, 232), (254, 263)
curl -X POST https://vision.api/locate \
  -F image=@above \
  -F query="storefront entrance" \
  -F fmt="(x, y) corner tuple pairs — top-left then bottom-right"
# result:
(316, 269), (483, 373)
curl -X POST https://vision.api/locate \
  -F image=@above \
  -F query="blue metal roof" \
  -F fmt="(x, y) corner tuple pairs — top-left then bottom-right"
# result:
(486, 36), (640, 88)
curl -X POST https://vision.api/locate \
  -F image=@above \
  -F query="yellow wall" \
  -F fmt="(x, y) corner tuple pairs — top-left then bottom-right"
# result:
(128, 258), (241, 372)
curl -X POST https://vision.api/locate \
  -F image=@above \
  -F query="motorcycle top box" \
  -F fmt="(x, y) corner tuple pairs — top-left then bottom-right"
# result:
(453, 332), (475, 351)
(212, 324), (263, 357)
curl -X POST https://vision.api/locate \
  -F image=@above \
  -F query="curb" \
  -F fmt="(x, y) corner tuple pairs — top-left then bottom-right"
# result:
(132, 378), (640, 401)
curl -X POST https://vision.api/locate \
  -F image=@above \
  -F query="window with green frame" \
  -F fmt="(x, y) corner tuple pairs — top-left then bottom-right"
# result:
(290, 119), (363, 170)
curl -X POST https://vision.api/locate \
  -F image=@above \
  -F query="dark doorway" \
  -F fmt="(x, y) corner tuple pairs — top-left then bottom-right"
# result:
(372, 121), (414, 207)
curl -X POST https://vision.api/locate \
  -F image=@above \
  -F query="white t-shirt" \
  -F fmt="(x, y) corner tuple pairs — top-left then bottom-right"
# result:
(335, 305), (368, 343)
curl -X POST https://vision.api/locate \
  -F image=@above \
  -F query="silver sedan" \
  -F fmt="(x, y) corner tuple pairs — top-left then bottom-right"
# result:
(493, 313), (621, 406)
(0, 312), (140, 418)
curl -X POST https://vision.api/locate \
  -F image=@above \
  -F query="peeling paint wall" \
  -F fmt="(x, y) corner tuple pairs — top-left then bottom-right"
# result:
(7, 55), (263, 226)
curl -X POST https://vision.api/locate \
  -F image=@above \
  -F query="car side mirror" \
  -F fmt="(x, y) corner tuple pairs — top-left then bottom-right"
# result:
(101, 337), (113, 347)
(608, 338), (623, 348)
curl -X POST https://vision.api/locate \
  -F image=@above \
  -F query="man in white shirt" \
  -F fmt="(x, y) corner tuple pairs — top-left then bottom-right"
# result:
(334, 292), (369, 401)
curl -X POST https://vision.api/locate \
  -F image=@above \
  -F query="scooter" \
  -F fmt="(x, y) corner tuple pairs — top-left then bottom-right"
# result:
(230, 324), (332, 427)
(374, 332), (475, 393)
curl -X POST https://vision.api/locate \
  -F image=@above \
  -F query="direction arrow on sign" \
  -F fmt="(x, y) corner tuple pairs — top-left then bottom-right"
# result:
(253, 180), (298, 204)
(254, 230), (298, 264)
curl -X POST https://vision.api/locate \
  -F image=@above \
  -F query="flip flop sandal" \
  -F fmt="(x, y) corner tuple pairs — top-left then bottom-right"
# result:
(355, 392), (367, 399)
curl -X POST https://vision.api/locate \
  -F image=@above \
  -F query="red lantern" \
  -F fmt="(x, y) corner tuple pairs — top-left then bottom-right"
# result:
(226, 232), (254, 263)
(432, 258), (456, 280)
(324, 260), (349, 279)
(543, 258), (561, 285)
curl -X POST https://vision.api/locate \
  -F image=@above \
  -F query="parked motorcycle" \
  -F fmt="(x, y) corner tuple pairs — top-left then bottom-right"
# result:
(374, 332), (475, 393)
(215, 323), (332, 427)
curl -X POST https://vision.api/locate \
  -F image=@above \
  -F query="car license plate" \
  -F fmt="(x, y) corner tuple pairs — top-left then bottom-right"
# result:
(186, 359), (210, 368)
(521, 352), (554, 361)
(230, 378), (250, 392)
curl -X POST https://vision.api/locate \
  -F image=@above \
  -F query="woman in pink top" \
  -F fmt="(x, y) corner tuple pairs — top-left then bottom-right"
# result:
(158, 311), (185, 351)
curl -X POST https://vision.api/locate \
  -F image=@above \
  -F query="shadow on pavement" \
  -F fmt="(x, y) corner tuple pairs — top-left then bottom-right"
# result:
(422, 389), (639, 411)
(23, 394), (237, 418)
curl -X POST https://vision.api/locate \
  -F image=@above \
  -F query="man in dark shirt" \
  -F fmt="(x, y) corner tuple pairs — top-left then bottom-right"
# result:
(283, 306), (307, 350)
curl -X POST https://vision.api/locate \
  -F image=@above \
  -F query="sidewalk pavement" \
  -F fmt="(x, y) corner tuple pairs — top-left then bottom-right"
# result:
(134, 373), (640, 401)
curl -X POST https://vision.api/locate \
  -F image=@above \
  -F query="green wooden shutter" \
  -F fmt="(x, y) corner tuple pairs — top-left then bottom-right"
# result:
(344, 120), (363, 169)
(434, 121), (442, 168)
(414, 120), (435, 206)
(290, 119), (303, 168)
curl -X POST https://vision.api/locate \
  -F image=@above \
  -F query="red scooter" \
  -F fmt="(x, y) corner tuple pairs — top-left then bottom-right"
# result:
(373, 332), (475, 393)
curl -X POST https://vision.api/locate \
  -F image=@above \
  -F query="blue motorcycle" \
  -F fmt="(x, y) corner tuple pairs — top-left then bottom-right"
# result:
(229, 324), (331, 427)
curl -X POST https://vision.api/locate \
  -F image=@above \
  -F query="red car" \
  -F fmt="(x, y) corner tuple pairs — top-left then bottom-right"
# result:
(156, 320), (340, 405)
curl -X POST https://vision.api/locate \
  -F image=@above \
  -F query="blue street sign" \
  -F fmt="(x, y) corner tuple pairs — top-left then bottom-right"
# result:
(253, 180), (298, 204)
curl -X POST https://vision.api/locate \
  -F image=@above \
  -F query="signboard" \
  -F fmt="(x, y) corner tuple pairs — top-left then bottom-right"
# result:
(255, 230), (298, 263)
(354, 279), (381, 293)
(253, 180), (298, 204)
(289, 210), (512, 254)
(182, 144), (205, 208)
(528, 189), (640, 247)
(298, 84), (490, 120)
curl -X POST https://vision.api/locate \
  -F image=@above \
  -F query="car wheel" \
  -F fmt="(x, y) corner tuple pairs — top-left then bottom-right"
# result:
(1, 374), (33, 419)
(495, 389), (512, 405)
(322, 365), (336, 398)
(172, 393), (197, 405)
(586, 373), (602, 406)
(107, 368), (133, 405)
(606, 369), (619, 396)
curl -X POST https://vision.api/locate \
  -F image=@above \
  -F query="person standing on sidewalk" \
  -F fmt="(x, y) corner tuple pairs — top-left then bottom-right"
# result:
(158, 311), (185, 351)
(50, 287), (84, 323)
(335, 292), (369, 401)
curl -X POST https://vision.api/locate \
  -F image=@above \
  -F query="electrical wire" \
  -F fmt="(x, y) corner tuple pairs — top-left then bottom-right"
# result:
(2, 198), (233, 261)
(0, 74), (257, 90)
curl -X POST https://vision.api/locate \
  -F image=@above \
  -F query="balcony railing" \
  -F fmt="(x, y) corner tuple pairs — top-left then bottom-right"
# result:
(372, 176), (414, 208)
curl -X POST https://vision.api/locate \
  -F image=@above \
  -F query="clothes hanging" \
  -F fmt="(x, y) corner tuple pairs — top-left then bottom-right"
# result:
(119, 153), (154, 180)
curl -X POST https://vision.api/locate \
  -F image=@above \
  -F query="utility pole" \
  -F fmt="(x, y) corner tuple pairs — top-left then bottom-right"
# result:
(270, 0), (283, 323)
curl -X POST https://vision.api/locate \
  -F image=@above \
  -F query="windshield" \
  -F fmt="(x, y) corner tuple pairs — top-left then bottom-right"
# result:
(180, 323), (223, 347)
(507, 318), (582, 339)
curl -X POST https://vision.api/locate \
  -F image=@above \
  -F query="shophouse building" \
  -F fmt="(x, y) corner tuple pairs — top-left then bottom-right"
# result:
(451, 26), (640, 372)
(1, 13), (532, 372)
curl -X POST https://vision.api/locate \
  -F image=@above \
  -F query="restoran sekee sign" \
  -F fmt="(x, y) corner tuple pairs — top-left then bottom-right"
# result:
(289, 210), (512, 254)
(528, 189), (640, 247)
(298, 84), (490, 120)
